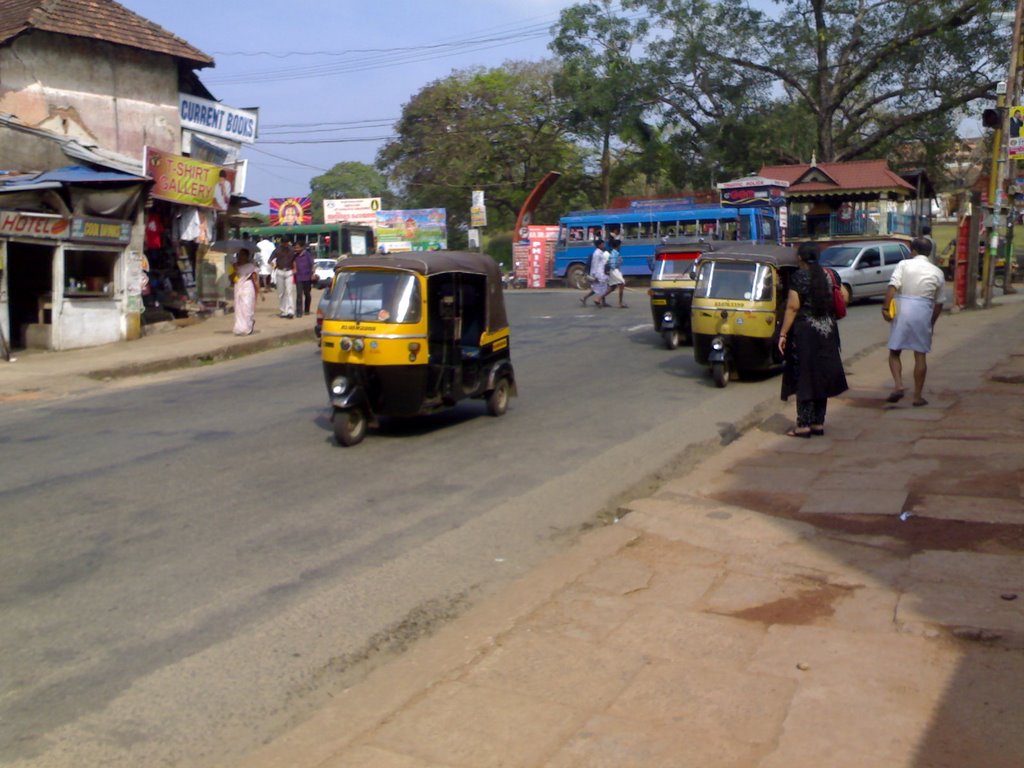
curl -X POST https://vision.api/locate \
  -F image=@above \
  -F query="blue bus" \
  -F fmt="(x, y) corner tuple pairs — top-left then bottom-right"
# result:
(554, 202), (779, 288)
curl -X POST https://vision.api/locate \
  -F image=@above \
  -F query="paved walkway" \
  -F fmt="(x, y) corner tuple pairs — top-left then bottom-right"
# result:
(4, 291), (1022, 767)
(231, 296), (1024, 768)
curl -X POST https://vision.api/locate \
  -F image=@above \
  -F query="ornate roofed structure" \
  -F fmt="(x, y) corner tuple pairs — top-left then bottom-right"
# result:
(759, 159), (915, 203)
(0, 0), (212, 67)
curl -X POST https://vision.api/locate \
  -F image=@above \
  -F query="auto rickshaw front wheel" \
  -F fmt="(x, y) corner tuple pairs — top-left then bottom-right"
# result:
(333, 407), (368, 446)
(712, 362), (730, 388)
(662, 329), (680, 350)
(486, 377), (511, 416)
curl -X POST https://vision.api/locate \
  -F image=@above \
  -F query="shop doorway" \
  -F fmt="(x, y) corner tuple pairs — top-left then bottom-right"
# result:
(6, 242), (54, 349)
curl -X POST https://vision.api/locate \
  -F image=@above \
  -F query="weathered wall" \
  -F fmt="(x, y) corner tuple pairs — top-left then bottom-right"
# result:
(0, 31), (180, 160)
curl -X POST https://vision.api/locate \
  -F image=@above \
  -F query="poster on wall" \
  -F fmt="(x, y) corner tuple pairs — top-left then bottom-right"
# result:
(144, 147), (235, 211)
(270, 197), (312, 226)
(375, 208), (447, 252)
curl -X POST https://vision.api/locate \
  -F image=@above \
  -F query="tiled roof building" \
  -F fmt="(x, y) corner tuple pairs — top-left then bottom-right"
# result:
(0, 0), (212, 66)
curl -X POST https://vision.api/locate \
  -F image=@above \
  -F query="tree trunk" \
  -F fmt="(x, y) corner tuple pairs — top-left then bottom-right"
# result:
(601, 123), (612, 207)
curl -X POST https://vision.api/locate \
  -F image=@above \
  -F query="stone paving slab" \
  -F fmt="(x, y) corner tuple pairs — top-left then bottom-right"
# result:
(910, 494), (1024, 524)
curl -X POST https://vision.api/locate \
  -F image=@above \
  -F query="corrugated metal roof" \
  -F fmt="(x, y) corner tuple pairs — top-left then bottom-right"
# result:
(0, 0), (212, 66)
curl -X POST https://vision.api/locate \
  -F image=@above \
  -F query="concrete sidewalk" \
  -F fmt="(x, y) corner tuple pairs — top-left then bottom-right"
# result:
(232, 298), (1024, 768)
(0, 292), (315, 403)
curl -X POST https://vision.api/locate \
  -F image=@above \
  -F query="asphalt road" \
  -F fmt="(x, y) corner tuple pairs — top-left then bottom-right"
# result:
(0, 288), (892, 768)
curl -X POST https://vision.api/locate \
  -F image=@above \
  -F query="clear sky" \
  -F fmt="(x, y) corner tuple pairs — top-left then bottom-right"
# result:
(127, 0), (579, 212)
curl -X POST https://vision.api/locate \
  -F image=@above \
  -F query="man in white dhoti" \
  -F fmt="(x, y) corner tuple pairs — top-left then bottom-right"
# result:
(882, 237), (945, 407)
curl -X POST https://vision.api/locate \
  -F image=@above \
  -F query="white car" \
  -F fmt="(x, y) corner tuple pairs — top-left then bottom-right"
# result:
(819, 240), (911, 300)
(313, 258), (337, 289)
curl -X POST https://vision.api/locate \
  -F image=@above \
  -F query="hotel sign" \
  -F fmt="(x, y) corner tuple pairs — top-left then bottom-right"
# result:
(0, 210), (70, 239)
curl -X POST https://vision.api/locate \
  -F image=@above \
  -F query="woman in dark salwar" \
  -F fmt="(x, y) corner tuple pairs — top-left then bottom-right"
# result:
(777, 243), (848, 437)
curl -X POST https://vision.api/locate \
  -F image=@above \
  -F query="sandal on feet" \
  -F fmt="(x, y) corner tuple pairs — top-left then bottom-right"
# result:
(579, 297), (587, 306)
(886, 391), (904, 403)
(913, 398), (928, 407)
(785, 427), (812, 438)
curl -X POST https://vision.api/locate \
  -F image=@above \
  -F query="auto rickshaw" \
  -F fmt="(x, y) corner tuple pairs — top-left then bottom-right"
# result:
(320, 251), (516, 445)
(691, 242), (799, 387)
(648, 242), (703, 349)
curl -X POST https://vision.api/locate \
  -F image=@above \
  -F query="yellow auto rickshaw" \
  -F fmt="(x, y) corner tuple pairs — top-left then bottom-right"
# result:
(691, 242), (799, 387)
(648, 242), (704, 349)
(320, 251), (516, 445)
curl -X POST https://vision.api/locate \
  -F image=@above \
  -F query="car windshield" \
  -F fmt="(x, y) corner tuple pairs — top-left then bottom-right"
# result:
(323, 270), (421, 324)
(315, 259), (335, 270)
(819, 246), (862, 268)
(653, 257), (697, 280)
(695, 261), (772, 301)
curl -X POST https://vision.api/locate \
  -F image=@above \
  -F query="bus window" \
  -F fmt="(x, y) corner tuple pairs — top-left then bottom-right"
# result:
(621, 222), (640, 239)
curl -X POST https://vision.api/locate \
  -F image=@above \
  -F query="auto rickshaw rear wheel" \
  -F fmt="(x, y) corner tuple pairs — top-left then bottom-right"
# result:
(333, 407), (367, 446)
(712, 362), (730, 388)
(486, 377), (511, 416)
(662, 329), (680, 350)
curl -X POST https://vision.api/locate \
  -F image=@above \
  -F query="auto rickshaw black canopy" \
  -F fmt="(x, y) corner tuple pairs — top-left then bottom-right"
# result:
(338, 250), (508, 332)
(700, 242), (800, 269)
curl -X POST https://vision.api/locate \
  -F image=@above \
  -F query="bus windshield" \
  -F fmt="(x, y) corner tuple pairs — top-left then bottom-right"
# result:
(324, 271), (421, 324)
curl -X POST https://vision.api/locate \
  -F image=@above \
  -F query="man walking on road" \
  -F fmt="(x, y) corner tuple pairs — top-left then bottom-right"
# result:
(292, 242), (314, 318)
(883, 236), (945, 406)
(270, 240), (297, 318)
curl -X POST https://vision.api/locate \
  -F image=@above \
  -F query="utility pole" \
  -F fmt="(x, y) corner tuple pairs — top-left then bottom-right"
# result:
(993, 0), (1024, 301)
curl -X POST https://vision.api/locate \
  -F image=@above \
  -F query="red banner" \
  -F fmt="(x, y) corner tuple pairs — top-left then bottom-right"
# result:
(955, 215), (970, 307)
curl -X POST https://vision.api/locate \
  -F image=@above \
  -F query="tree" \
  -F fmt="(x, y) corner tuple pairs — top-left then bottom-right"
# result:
(376, 60), (592, 245)
(623, 0), (1013, 167)
(550, 1), (653, 206)
(309, 162), (393, 224)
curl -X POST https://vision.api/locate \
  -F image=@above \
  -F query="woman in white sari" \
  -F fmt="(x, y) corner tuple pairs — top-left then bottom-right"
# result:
(233, 249), (262, 335)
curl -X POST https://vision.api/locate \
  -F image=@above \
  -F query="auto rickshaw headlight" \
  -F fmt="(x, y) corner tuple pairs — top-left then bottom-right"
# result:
(663, 312), (673, 323)
(353, 338), (365, 352)
(330, 376), (348, 396)
(711, 337), (725, 351)
(340, 337), (353, 352)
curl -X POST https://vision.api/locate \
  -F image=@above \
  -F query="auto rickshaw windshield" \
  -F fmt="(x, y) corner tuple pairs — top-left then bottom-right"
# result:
(653, 257), (697, 280)
(323, 270), (422, 323)
(695, 261), (773, 302)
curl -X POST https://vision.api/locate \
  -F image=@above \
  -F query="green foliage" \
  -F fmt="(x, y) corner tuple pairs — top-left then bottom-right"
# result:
(484, 231), (514, 269)
(376, 60), (592, 234)
(309, 162), (394, 224)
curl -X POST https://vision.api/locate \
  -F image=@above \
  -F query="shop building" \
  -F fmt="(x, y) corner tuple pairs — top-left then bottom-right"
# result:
(0, 0), (258, 352)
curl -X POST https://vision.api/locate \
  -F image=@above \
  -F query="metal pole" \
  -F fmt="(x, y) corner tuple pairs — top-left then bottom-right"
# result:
(985, 85), (1005, 308)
